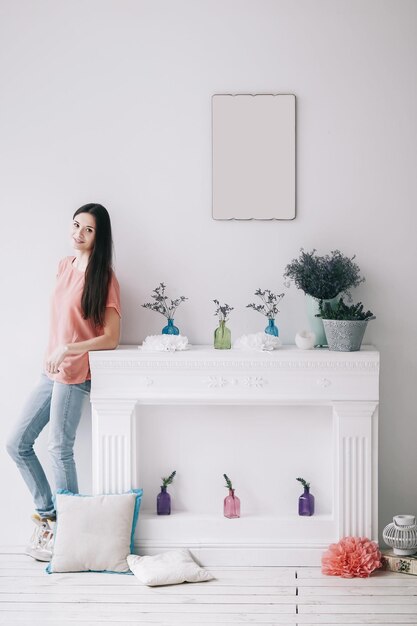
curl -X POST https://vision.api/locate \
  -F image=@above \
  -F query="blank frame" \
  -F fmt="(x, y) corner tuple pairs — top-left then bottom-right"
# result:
(212, 94), (296, 220)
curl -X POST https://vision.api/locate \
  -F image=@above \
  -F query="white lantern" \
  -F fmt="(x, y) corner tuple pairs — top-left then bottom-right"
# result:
(383, 515), (417, 556)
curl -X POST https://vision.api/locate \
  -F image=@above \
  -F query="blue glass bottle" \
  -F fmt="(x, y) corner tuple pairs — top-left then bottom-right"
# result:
(265, 318), (279, 336)
(162, 319), (179, 335)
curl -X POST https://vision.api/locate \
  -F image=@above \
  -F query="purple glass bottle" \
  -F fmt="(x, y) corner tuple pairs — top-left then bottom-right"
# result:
(224, 489), (240, 518)
(157, 486), (171, 515)
(298, 486), (315, 516)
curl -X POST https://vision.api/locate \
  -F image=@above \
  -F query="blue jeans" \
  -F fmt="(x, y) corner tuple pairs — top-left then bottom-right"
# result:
(6, 373), (91, 518)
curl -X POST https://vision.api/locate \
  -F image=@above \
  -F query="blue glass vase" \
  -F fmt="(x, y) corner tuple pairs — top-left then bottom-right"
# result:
(265, 318), (279, 337)
(162, 319), (179, 335)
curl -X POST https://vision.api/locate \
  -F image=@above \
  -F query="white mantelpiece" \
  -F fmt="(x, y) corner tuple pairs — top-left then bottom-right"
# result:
(89, 345), (379, 566)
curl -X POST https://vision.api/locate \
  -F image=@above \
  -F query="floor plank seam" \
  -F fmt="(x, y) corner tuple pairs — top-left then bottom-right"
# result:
(2, 562), (417, 623)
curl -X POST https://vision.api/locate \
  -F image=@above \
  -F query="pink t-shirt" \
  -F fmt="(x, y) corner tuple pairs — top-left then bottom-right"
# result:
(45, 256), (121, 384)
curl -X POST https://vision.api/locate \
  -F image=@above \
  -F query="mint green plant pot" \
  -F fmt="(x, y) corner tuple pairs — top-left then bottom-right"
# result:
(305, 294), (339, 347)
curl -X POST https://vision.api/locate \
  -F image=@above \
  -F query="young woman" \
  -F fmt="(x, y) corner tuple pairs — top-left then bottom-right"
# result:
(7, 203), (121, 561)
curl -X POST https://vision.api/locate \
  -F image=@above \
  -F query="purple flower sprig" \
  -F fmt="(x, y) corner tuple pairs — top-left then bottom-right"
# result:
(142, 283), (188, 319)
(247, 288), (285, 319)
(213, 300), (234, 322)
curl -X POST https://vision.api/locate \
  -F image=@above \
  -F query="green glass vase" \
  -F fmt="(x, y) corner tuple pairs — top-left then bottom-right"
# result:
(214, 320), (231, 349)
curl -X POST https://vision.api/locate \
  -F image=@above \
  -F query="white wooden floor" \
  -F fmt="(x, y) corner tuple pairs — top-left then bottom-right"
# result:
(1, 551), (417, 625)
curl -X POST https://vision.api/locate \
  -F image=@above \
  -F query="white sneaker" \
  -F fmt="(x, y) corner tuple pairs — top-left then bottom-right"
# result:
(25, 514), (55, 562)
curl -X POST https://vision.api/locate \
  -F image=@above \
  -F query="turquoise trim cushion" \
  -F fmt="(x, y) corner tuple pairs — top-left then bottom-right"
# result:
(46, 488), (143, 574)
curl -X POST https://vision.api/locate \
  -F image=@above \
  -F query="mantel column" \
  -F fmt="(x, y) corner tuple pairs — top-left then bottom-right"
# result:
(332, 401), (378, 541)
(91, 399), (137, 495)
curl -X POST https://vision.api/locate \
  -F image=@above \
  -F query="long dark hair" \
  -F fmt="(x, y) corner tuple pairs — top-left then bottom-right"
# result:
(73, 203), (113, 327)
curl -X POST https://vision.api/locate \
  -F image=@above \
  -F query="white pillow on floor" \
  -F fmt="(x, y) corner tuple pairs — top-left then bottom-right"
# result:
(127, 549), (214, 586)
(47, 489), (143, 574)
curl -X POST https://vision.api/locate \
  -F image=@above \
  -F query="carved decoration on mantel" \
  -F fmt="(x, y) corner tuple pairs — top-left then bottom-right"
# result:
(204, 376), (267, 389)
(205, 376), (229, 388)
(92, 359), (379, 372)
(242, 376), (266, 388)
(317, 378), (332, 388)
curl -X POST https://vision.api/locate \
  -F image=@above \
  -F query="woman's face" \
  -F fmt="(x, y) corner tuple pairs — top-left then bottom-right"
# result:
(71, 213), (96, 252)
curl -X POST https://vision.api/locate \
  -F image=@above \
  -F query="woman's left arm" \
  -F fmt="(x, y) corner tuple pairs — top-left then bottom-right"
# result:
(46, 308), (120, 374)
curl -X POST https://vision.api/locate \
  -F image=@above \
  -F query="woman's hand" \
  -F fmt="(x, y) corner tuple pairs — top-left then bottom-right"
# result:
(46, 345), (69, 375)
(45, 309), (120, 375)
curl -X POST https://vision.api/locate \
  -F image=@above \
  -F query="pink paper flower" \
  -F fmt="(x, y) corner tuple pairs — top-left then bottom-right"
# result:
(322, 536), (382, 578)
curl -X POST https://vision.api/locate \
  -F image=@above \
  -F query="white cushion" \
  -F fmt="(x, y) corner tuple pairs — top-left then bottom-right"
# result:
(127, 549), (214, 586)
(47, 489), (143, 574)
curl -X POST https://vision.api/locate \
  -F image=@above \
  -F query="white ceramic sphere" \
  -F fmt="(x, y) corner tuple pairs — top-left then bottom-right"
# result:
(295, 330), (316, 350)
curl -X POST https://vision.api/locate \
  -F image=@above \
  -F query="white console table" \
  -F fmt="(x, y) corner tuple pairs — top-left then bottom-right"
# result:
(89, 345), (379, 565)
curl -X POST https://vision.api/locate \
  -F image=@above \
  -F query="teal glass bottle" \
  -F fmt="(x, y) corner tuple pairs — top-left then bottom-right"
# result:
(214, 320), (231, 349)
(162, 318), (179, 335)
(265, 318), (279, 336)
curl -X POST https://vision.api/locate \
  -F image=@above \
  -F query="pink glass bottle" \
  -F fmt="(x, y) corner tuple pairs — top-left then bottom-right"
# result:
(224, 488), (240, 518)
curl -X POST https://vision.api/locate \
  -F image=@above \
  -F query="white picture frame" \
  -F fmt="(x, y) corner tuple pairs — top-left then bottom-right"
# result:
(212, 93), (296, 220)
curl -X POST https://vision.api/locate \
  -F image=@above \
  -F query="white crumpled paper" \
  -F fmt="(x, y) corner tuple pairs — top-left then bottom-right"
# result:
(233, 332), (281, 352)
(140, 335), (189, 352)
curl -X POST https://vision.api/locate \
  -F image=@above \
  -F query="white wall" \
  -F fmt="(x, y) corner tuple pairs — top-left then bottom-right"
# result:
(1, 0), (416, 546)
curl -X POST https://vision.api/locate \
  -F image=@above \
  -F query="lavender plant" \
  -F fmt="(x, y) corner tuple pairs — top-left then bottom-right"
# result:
(284, 249), (364, 300)
(161, 470), (176, 488)
(247, 289), (285, 319)
(223, 474), (234, 490)
(296, 477), (311, 490)
(142, 283), (188, 319)
(213, 300), (234, 322)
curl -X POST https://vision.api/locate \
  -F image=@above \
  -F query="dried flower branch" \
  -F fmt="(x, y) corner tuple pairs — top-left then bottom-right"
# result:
(213, 300), (234, 322)
(142, 283), (188, 319)
(247, 288), (285, 319)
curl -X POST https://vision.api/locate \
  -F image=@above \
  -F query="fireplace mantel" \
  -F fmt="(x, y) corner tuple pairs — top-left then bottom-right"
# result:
(89, 345), (379, 565)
